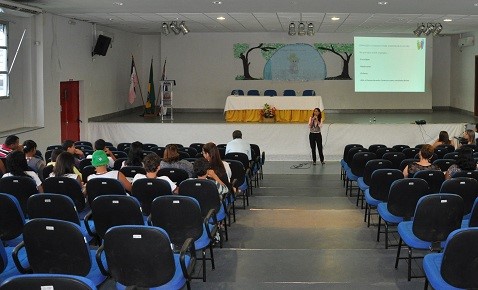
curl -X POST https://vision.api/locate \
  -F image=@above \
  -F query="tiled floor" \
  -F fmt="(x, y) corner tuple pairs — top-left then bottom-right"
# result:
(100, 161), (425, 289)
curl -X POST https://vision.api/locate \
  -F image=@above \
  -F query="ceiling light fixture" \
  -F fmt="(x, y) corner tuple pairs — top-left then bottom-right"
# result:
(443, 18), (452, 22)
(378, 1), (388, 4)
(113, 2), (123, 5)
(331, 17), (340, 21)
(161, 22), (170, 35)
(424, 23), (435, 36)
(297, 22), (306, 36)
(217, 16), (226, 20)
(163, 21), (190, 36)
(212, 1), (222, 4)
(307, 22), (315, 36)
(433, 23), (443, 36)
(413, 23), (426, 36)
(413, 22), (443, 37)
(170, 21), (181, 35)
(288, 22), (296, 36)
(179, 21), (189, 35)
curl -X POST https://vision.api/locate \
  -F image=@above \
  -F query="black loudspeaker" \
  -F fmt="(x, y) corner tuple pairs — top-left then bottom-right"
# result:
(415, 120), (427, 125)
(92, 35), (112, 56)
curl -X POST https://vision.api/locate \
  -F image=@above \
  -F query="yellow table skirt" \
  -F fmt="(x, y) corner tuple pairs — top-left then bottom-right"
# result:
(225, 110), (324, 123)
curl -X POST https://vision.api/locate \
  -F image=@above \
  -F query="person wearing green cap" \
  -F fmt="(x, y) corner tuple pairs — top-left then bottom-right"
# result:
(87, 150), (132, 192)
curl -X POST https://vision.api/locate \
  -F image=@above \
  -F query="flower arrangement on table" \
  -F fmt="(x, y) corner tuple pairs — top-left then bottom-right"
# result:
(261, 103), (277, 118)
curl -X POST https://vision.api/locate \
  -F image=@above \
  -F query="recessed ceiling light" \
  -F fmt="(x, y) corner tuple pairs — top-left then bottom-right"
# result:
(378, 1), (388, 5)
(443, 18), (452, 22)
(475, 3), (478, 6)
(109, 18), (114, 21)
(217, 16), (226, 20)
(331, 17), (340, 21)
(213, 1), (222, 4)
(0, 8), (4, 13)
(113, 2), (123, 5)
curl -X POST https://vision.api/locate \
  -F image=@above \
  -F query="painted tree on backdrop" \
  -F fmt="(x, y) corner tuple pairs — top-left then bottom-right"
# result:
(234, 43), (275, 80)
(314, 43), (354, 80)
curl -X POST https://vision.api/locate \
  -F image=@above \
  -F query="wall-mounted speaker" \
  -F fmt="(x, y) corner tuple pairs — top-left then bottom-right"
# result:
(92, 35), (112, 56)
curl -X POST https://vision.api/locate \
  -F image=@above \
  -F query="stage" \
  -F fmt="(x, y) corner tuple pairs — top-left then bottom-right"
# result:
(87, 109), (478, 161)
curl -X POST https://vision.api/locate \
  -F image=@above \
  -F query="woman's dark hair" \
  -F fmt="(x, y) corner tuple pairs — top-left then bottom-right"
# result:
(50, 149), (64, 162)
(419, 144), (435, 160)
(126, 141), (143, 166)
(438, 131), (451, 145)
(203, 142), (226, 173)
(311, 107), (322, 123)
(5, 151), (30, 177)
(23, 140), (37, 154)
(455, 147), (477, 171)
(53, 152), (75, 177)
(163, 144), (180, 163)
(143, 153), (161, 173)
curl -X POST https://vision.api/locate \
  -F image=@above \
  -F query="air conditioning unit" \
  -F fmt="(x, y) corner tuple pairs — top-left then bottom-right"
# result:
(458, 36), (474, 48)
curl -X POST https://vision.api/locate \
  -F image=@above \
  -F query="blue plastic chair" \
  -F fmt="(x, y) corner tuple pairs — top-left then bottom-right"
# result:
(0, 274), (97, 290)
(231, 89), (244, 96)
(357, 159), (393, 208)
(461, 197), (478, 228)
(396, 194), (464, 281)
(0, 242), (27, 284)
(0, 193), (26, 247)
(423, 227), (478, 290)
(263, 89), (277, 97)
(302, 90), (316, 96)
(247, 90), (260, 96)
(283, 89), (296, 96)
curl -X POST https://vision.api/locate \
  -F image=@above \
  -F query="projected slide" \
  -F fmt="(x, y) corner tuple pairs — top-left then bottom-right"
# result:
(354, 37), (426, 92)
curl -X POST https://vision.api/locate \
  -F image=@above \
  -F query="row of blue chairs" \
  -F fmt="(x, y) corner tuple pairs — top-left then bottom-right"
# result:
(231, 89), (316, 96)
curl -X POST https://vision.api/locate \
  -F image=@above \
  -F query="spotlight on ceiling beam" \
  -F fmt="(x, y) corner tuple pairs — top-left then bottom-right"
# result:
(413, 23), (426, 37)
(433, 23), (443, 36)
(424, 23), (435, 36)
(170, 21), (180, 35)
(307, 22), (315, 36)
(297, 22), (306, 36)
(161, 22), (170, 35)
(179, 21), (189, 35)
(288, 22), (296, 36)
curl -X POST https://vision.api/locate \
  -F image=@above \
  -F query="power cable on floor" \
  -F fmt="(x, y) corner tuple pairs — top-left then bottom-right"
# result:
(290, 162), (312, 169)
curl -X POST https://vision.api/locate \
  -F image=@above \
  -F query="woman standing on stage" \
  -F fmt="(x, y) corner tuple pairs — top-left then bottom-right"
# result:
(309, 108), (324, 165)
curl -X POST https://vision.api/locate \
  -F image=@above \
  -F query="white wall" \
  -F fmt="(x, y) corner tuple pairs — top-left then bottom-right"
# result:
(432, 36), (451, 107)
(161, 32), (434, 110)
(450, 33), (476, 112)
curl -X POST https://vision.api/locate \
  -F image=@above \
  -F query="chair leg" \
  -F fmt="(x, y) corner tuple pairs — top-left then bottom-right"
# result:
(364, 203), (368, 223)
(395, 238), (402, 268)
(384, 222), (389, 249)
(223, 220), (229, 241)
(407, 247), (412, 281)
(367, 205), (372, 227)
(209, 243), (215, 270)
(232, 201), (236, 222)
(424, 278), (429, 290)
(356, 189), (361, 207)
(377, 216), (382, 242)
(202, 249), (207, 282)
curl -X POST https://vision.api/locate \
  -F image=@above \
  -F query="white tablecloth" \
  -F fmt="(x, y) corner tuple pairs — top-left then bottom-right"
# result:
(224, 96), (324, 112)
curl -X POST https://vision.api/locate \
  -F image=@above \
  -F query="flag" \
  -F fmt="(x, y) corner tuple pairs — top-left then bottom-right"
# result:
(161, 58), (167, 81)
(128, 57), (138, 104)
(145, 59), (155, 112)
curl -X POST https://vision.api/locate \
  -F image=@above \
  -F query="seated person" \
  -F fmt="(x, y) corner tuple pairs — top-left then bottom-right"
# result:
(431, 131), (452, 148)
(122, 141), (143, 168)
(225, 130), (252, 160)
(87, 150), (132, 192)
(0, 135), (21, 158)
(402, 144), (440, 178)
(23, 140), (46, 175)
(132, 152), (177, 193)
(47, 148), (82, 178)
(86, 139), (116, 168)
(49, 152), (82, 185)
(3, 150), (43, 192)
(445, 147), (477, 179)
(62, 139), (85, 168)
(190, 157), (229, 200)
(160, 144), (194, 177)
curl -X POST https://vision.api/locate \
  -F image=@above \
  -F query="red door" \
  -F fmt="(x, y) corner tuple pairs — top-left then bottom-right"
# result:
(60, 81), (80, 141)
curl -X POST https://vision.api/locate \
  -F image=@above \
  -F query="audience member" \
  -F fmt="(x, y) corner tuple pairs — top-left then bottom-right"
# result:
(191, 157), (229, 200)
(132, 152), (177, 193)
(86, 139), (116, 168)
(463, 129), (476, 145)
(432, 131), (452, 148)
(87, 150), (131, 192)
(225, 130), (252, 160)
(49, 152), (82, 184)
(3, 150), (43, 192)
(122, 141), (143, 168)
(46, 148), (82, 177)
(23, 140), (45, 175)
(62, 139), (84, 168)
(202, 142), (232, 189)
(160, 144), (194, 177)
(0, 159), (5, 174)
(402, 144), (440, 178)
(0, 135), (21, 158)
(445, 147), (477, 179)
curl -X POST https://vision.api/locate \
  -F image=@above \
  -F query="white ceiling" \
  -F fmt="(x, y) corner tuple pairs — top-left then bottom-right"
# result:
(7, 0), (478, 35)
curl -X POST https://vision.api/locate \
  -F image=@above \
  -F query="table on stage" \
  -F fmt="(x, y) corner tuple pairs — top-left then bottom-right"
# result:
(224, 95), (324, 122)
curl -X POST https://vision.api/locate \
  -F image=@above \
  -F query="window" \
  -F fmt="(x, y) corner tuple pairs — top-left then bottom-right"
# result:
(0, 23), (8, 98)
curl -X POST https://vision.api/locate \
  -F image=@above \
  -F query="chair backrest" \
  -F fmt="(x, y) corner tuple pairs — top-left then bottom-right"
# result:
(27, 194), (81, 225)
(440, 177), (478, 216)
(369, 169), (404, 202)
(434, 147), (452, 159)
(43, 176), (86, 212)
(399, 158), (419, 172)
(111, 151), (128, 159)
(451, 170), (478, 181)
(0, 193), (25, 242)
(177, 151), (190, 160)
(459, 144), (476, 152)
(263, 89), (277, 97)
(150, 195), (203, 246)
(225, 152), (249, 170)
(440, 228), (478, 288)
(469, 198), (478, 227)
(0, 176), (39, 215)
(362, 159), (393, 186)
(78, 159), (92, 170)
(218, 148), (226, 159)
(42, 164), (54, 181)
(46, 145), (63, 151)
(74, 141), (92, 148)
(157, 168), (189, 184)
(0, 274), (97, 290)
(189, 143), (204, 154)
(392, 144), (409, 152)
(443, 152), (459, 160)
(283, 89), (296, 96)
(75, 145), (93, 151)
(382, 152), (406, 169)
(119, 166), (146, 179)
(345, 147), (368, 165)
(90, 195), (144, 240)
(302, 90), (316, 96)
(44, 150), (53, 162)
(117, 143), (131, 152)
(104, 141), (114, 147)
(375, 147), (394, 159)
(131, 178), (173, 216)
(368, 144), (387, 153)
(387, 178), (429, 220)
(179, 179), (221, 218)
(432, 159), (456, 172)
(113, 158), (127, 170)
(23, 218), (92, 276)
(437, 144), (455, 152)
(103, 225), (178, 288)
(350, 152), (377, 177)
(81, 165), (97, 183)
(342, 144), (363, 160)
(150, 146), (165, 158)
(413, 170), (445, 194)
(402, 148), (420, 159)
(142, 143), (158, 151)
(180, 147), (198, 158)
(225, 159), (246, 187)
(247, 90), (259, 96)
(412, 194), (463, 243)
(85, 178), (127, 205)
(231, 89), (244, 96)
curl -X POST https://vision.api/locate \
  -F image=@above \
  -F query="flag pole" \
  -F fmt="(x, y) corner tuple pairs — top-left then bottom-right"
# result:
(133, 55), (147, 116)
